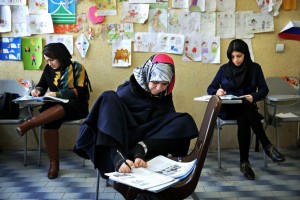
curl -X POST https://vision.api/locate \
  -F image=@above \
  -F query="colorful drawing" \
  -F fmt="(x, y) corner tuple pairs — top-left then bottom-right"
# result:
(29, 0), (48, 14)
(148, 3), (168, 33)
(112, 39), (131, 67)
(48, 0), (76, 24)
(182, 34), (202, 62)
(121, 2), (149, 24)
(105, 23), (134, 44)
(22, 37), (42, 70)
(0, 37), (22, 61)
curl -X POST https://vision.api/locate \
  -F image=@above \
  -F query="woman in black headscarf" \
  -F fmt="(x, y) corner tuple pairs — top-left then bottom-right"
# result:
(16, 43), (92, 179)
(207, 39), (285, 180)
(74, 54), (198, 178)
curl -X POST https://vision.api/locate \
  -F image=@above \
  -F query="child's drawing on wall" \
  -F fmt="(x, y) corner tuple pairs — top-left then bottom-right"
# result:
(149, 9), (167, 33)
(182, 34), (201, 62)
(201, 36), (220, 64)
(121, 2), (149, 24)
(246, 13), (274, 33)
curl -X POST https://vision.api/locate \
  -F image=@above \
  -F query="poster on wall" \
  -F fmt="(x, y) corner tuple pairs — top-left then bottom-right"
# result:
(48, 0), (76, 24)
(21, 37), (43, 70)
(0, 37), (21, 61)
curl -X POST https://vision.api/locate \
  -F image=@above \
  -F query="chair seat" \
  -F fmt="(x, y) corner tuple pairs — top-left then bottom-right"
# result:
(0, 118), (25, 124)
(272, 104), (300, 122)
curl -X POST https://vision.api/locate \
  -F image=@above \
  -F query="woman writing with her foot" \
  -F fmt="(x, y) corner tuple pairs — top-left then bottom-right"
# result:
(207, 39), (285, 180)
(16, 43), (91, 179)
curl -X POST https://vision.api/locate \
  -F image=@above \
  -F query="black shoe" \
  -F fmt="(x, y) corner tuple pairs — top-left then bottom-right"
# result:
(264, 145), (286, 163)
(240, 162), (255, 180)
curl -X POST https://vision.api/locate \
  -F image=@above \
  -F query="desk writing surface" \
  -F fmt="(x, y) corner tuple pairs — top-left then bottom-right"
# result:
(194, 95), (242, 104)
(267, 95), (300, 102)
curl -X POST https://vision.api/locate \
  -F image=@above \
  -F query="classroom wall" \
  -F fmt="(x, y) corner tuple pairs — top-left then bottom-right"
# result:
(0, 0), (299, 151)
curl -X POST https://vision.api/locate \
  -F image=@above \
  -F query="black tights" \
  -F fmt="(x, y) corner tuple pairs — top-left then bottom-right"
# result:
(237, 101), (271, 163)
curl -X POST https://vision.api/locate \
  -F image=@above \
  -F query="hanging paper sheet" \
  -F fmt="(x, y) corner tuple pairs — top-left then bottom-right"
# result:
(0, 37), (21, 61)
(148, 2), (168, 33)
(95, 0), (117, 16)
(11, 5), (31, 37)
(112, 39), (131, 67)
(121, 2), (149, 24)
(25, 14), (54, 34)
(278, 21), (300, 41)
(21, 37), (43, 70)
(0, 6), (11, 33)
(75, 33), (89, 58)
(46, 34), (73, 55)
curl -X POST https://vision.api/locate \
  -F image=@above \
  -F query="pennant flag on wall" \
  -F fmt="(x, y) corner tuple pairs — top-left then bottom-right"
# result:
(278, 21), (300, 41)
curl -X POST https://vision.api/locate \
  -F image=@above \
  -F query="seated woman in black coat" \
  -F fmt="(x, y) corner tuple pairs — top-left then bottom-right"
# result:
(74, 54), (198, 177)
(207, 39), (285, 180)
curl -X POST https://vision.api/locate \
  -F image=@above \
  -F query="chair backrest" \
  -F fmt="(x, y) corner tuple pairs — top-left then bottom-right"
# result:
(113, 95), (222, 200)
(158, 95), (222, 199)
(0, 79), (33, 96)
(266, 76), (299, 95)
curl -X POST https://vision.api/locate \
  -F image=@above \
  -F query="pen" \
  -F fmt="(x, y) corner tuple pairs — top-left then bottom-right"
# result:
(116, 150), (132, 170)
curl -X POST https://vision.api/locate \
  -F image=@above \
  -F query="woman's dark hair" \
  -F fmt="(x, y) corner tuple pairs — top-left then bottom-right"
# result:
(43, 43), (72, 67)
(226, 39), (251, 62)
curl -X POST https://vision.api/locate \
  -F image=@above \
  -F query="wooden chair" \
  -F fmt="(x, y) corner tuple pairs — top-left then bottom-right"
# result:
(112, 95), (222, 200)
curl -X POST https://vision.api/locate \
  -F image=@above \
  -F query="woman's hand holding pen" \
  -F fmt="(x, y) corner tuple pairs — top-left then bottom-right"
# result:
(118, 158), (147, 173)
(216, 88), (227, 96)
(118, 159), (134, 173)
(31, 89), (41, 97)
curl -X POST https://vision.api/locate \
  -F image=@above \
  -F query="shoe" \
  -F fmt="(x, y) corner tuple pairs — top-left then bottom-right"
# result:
(16, 127), (24, 137)
(264, 145), (286, 163)
(240, 162), (255, 180)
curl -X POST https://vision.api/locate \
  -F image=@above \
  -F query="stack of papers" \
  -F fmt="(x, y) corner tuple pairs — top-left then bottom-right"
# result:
(105, 155), (196, 192)
(194, 95), (242, 101)
(13, 95), (69, 103)
(276, 112), (299, 118)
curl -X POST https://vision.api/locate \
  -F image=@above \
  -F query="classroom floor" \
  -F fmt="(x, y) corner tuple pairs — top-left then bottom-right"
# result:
(0, 147), (300, 200)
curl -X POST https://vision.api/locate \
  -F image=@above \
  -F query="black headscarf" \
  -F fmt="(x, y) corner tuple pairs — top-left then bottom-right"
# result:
(43, 43), (72, 69)
(224, 39), (252, 88)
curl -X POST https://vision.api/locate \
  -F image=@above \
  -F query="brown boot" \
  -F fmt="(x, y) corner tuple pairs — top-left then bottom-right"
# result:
(16, 104), (65, 136)
(44, 129), (59, 179)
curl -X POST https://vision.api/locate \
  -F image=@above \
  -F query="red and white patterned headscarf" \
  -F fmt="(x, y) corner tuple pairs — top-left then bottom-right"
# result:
(133, 54), (175, 96)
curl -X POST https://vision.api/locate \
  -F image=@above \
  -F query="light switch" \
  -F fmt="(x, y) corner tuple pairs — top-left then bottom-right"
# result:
(276, 44), (285, 53)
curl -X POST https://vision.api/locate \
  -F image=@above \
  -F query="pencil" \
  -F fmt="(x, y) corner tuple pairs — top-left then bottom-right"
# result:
(116, 150), (132, 170)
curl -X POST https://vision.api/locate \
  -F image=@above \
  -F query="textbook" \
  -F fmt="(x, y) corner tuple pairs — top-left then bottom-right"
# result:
(13, 95), (69, 103)
(105, 155), (196, 192)
(194, 95), (244, 101)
